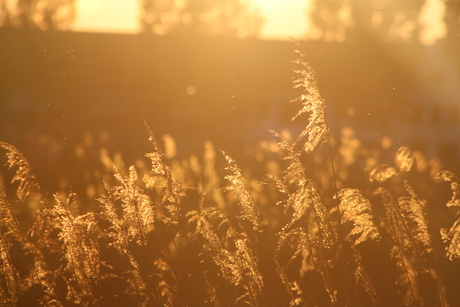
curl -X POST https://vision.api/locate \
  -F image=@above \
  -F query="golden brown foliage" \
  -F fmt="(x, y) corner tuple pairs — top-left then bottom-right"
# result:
(222, 151), (260, 229)
(438, 171), (460, 260)
(338, 188), (380, 246)
(1, 44), (458, 307)
(289, 41), (329, 154)
(52, 193), (101, 305)
(0, 142), (40, 200)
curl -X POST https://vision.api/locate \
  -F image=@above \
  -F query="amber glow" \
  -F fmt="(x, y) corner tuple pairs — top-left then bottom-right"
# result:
(1, 0), (459, 305)
(73, 0), (312, 40)
(74, 0), (446, 43)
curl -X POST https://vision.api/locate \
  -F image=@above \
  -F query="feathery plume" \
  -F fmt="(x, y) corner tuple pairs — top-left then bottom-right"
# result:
(282, 179), (336, 248)
(0, 191), (24, 247)
(436, 170), (460, 207)
(441, 220), (460, 260)
(187, 208), (242, 286)
(369, 165), (398, 183)
(0, 195), (20, 305)
(376, 187), (424, 304)
(400, 181), (432, 253)
(144, 124), (181, 225)
(436, 171), (460, 259)
(52, 193), (101, 304)
(338, 188), (380, 246)
(113, 166), (155, 245)
(98, 181), (149, 303)
(0, 142), (40, 200)
(395, 147), (414, 173)
(289, 40), (329, 154)
(222, 151), (259, 229)
(188, 207), (264, 306)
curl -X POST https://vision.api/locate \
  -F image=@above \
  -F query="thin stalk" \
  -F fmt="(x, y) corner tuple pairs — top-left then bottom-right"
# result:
(326, 131), (349, 305)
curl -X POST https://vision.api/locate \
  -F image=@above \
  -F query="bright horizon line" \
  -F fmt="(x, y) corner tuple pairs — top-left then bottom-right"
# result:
(72, 0), (310, 41)
(72, 0), (446, 44)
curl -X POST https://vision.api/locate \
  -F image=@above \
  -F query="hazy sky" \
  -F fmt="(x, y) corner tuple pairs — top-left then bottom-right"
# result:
(73, 0), (315, 40)
(73, 0), (445, 43)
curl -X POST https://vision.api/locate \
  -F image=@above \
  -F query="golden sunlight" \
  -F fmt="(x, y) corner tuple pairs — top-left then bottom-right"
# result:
(251, 0), (310, 39)
(2, 0), (460, 306)
(73, 0), (310, 40)
(74, 0), (139, 33)
(419, 0), (447, 45)
(73, 0), (447, 43)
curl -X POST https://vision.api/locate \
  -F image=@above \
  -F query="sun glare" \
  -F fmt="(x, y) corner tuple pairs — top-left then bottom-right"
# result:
(2, 0), (460, 305)
(73, 0), (446, 44)
(74, 0), (138, 33)
(419, 0), (447, 45)
(252, 0), (310, 40)
(73, 0), (310, 40)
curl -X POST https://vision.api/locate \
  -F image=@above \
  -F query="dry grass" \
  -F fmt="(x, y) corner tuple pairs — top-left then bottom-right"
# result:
(0, 44), (459, 306)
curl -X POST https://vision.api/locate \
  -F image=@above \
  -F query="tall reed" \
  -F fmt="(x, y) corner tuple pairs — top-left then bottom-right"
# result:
(0, 44), (458, 306)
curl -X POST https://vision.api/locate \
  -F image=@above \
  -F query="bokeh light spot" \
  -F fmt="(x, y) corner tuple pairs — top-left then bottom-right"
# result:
(186, 85), (197, 96)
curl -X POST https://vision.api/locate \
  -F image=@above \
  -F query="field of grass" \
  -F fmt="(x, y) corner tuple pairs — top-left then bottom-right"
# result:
(1, 43), (459, 306)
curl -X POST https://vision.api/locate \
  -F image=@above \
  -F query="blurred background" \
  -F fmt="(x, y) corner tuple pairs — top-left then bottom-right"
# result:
(0, 0), (459, 195)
